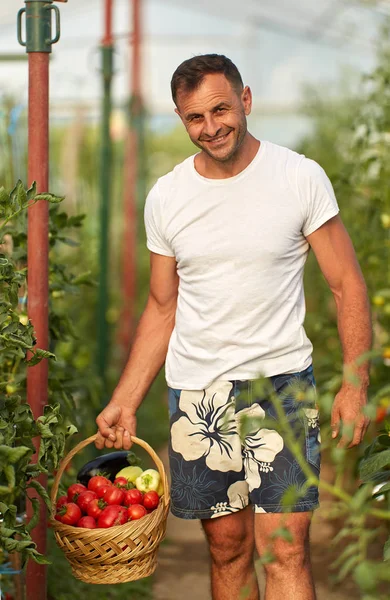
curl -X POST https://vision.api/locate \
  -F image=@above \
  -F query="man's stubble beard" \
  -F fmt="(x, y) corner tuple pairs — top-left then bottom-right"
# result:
(193, 115), (248, 164)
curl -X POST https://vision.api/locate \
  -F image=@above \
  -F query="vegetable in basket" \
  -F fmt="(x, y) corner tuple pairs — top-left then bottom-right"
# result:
(77, 450), (141, 485)
(135, 469), (161, 493)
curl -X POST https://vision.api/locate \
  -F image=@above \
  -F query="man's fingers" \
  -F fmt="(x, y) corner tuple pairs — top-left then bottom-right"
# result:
(96, 407), (120, 440)
(95, 431), (106, 450)
(113, 427), (124, 450)
(348, 417), (370, 448)
(122, 430), (133, 451)
(331, 410), (340, 439)
(348, 420), (365, 448)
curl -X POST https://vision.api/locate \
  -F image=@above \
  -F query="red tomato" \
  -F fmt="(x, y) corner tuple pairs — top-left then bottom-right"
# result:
(56, 502), (82, 526)
(103, 486), (125, 506)
(88, 475), (111, 493)
(77, 490), (98, 513)
(114, 477), (128, 488)
(96, 484), (112, 499)
(86, 498), (107, 519)
(97, 505), (128, 528)
(127, 504), (147, 520)
(56, 495), (68, 510)
(67, 483), (87, 503)
(143, 491), (159, 511)
(77, 516), (97, 529)
(123, 488), (143, 506)
(375, 407), (388, 423)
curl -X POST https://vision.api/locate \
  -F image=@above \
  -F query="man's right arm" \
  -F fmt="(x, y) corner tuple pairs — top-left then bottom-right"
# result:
(95, 252), (178, 449)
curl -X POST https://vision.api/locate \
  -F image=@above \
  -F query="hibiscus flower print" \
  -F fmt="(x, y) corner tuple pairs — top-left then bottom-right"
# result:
(211, 481), (249, 518)
(237, 404), (284, 490)
(171, 381), (243, 472)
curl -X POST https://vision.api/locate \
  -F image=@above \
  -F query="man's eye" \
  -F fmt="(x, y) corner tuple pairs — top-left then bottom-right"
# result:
(216, 107), (226, 113)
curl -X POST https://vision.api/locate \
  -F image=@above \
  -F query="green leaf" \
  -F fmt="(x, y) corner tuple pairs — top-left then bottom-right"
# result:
(270, 526), (293, 543)
(26, 348), (56, 366)
(26, 181), (37, 200)
(359, 449), (390, 481)
(29, 549), (51, 565)
(353, 561), (378, 592)
(34, 193), (64, 204)
(28, 479), (52, 511)
(384, 537), (390, 562)
(25, 497), (40, 533)
(377, 435), (390, 448)
(17, 181), (27, 208)
(0, 186), (9, 205)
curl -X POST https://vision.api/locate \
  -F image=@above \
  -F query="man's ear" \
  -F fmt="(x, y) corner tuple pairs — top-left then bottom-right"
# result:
(174, 107), (186, 127)
(241, 86), (252, 116)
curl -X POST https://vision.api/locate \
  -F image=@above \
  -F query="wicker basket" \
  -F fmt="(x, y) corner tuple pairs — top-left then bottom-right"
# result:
(49, 433), (170, 584)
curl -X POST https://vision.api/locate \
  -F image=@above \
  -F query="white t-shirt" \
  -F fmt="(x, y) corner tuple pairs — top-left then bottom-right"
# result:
(144, 140), (339, 389)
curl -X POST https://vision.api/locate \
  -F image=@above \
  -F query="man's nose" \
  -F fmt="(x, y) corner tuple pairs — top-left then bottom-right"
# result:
(202, 115), (220, 138)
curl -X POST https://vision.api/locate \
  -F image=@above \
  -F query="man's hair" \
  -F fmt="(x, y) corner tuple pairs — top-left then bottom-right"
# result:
(171, 54), (244, 106)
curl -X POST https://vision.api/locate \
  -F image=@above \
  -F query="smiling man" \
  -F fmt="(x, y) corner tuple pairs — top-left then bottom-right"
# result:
(96, 54), (371, 600)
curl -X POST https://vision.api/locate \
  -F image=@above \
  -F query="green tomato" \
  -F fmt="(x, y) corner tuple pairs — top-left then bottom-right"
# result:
(51, 290), (65, 299)
(6, 383), (18, 395)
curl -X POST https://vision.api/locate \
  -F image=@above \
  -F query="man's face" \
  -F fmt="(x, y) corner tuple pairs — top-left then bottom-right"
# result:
(175, 73), (252, 163)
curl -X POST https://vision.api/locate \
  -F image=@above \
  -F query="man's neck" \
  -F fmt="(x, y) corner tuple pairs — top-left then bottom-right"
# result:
(195, 134), (260, 179)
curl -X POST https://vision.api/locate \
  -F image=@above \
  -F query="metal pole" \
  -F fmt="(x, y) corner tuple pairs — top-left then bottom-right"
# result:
(17, 3), (65, 599)
(118, 0), (142, 358)
(96, 0), (114, 384)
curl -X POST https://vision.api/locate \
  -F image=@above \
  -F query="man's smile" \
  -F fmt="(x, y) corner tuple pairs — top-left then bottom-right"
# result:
(201, 130), (232, 145)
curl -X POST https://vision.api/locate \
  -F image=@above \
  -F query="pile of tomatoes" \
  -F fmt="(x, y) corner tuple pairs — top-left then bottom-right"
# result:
(54, 475), (160, 529)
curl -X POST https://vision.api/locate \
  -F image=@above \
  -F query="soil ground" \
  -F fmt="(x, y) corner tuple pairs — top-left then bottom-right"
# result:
(153, 447), (360, 600)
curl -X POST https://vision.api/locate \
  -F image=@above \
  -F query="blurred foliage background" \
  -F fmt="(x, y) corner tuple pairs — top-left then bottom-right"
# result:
(1, 15), (390, 600)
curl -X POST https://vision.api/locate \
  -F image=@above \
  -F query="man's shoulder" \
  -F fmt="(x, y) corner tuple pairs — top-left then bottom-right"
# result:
(155, 154), (196, 196)
(263, 140), (304, 167)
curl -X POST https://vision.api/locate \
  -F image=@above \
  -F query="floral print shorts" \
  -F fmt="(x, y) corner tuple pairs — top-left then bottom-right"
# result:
(168, 364), (320, 520)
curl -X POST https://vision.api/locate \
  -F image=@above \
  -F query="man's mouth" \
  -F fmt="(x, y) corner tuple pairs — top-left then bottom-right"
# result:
(202, 131), (232, 145)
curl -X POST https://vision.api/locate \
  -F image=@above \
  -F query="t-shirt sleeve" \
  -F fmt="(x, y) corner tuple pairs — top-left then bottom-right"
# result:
(144, 182), (175, 257)
(297, 157), (340, 237)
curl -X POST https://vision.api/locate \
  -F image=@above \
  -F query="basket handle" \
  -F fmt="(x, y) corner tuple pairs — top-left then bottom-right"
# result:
(50, 433), (170, 514)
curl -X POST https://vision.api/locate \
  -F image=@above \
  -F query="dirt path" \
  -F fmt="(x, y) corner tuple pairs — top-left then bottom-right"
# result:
(153, 448), (358, 600)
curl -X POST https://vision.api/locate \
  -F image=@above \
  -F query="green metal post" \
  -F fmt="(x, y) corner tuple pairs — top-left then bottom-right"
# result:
(97, 3), (114, 385)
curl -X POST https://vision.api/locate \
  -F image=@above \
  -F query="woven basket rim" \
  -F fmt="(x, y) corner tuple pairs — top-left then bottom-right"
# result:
(50, 432), (170, 517)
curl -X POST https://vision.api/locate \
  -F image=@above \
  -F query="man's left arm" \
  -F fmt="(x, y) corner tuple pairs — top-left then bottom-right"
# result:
(306, 214), (372, 447)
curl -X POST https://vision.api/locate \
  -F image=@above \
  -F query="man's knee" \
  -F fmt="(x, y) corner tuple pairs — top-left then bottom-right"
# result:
(202, 510), (255, 568)
(259, 535), (310, 575)
(207, 530), (254, 567)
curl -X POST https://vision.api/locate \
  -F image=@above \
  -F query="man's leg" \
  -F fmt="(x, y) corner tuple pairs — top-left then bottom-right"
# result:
(201, 505), (259, 600)
(254, 511), (316, 600)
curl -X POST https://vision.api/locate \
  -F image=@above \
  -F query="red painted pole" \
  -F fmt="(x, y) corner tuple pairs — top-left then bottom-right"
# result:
(119, 0), (141, 358)
(103, 0), (113, 45)
(26, 52), (50, 600)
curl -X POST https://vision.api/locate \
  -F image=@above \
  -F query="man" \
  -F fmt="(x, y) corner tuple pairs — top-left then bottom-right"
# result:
(96, 55), (371, 599)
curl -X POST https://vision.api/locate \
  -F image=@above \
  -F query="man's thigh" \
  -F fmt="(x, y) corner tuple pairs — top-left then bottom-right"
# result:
(237, 364), (321, 513)
(167, 381), (249, 520)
